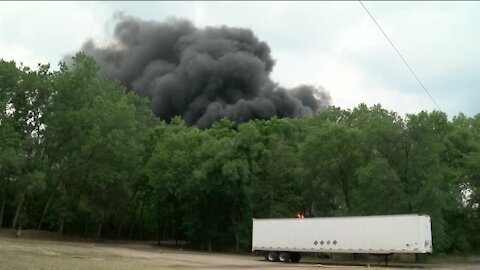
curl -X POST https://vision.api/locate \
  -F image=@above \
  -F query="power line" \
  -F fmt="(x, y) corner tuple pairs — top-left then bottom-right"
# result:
(358, 0), (442, 111)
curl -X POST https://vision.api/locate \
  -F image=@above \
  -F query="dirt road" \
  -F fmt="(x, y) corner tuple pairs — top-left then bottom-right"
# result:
(0, 235), (478, 270)
(104, 245), (479, 270)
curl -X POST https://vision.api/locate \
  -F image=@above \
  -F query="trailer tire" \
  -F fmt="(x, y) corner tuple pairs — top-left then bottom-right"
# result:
(266, 251), (279, 262)
(279, 252), (290, 262)
(290, 252), (301, 263)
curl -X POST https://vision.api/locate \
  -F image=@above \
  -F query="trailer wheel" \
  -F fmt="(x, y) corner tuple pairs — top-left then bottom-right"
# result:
(279, 252), (290, 263)
(266, 251), (279, 262)
(290, 252), (301, 263)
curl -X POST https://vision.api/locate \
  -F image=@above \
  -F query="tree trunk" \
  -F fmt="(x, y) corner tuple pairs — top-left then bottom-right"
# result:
(116, 220), (123, 240)
(309, 198), (317, 217)
(139, 199), (146, 240)
(17, 196), (28, 237)
(341, 178), (351, 212)
(208, 240), (212, 252)
(234, 230), (240, 252)
(96, 212), (105, 239)
(0, 190), (5, 228)
(16, 225), (22, 237)
(58, 210), (65, 236)
(96, 220), (103, 239)
(156, 218), (162, 245)
(231, 218), (240, 252)
(37, 190), (55, 230)
(84, 219), (89, 238)
(17, 197), (29, 237)
(404, 140), (412, 212)
(269, 177), (275, 217)
(11, 191), (26, 229)
(128, 223), (134, 240)
(162, 225), (167, 242)
(128, 198), (140, 240)
(404, 141), (409, 183)
(173, 219), (177, 246)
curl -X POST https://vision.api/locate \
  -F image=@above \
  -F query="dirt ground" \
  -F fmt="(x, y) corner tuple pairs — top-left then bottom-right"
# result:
(0, 232), (478, 270)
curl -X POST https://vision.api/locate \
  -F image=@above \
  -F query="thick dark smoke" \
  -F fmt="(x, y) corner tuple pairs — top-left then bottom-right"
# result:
(80, 15), (331, 127)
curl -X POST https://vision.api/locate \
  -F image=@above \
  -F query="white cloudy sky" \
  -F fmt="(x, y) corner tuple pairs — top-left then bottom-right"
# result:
(1, 1), (479, 117)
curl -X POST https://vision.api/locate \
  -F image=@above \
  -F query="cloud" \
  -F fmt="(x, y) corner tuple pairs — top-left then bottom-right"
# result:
(266, 1), (480, 116)
(0, 2), (111, 68)
(336, 2), (480, 116)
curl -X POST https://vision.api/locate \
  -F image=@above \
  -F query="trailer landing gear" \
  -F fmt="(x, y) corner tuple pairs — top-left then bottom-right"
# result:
(373, 253), (393, 266)
(290, 252), (301, 263)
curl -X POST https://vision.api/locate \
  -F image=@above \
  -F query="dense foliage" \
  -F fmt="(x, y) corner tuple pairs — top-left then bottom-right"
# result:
(0, 54), (479, 254)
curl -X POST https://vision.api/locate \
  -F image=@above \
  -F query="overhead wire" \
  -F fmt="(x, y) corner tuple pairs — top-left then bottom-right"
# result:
(358, 0), (442, 111)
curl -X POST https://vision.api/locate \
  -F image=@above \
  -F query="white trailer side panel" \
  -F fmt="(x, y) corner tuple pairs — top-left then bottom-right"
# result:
(252, 214), (432, 254)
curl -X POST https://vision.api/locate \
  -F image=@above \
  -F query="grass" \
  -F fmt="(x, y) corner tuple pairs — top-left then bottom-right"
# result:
(0, 236), (187, 270)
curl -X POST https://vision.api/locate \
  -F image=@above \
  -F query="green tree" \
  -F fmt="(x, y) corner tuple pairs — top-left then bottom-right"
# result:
(40, 53), (152, 237)
(238, 118), (304, 220)
(145, 118), (204, 245)
(0, 60), (52, 230)
(352, 157), (406, 215)
(298, 118), (362, 216)
(402, 111), (456, 251)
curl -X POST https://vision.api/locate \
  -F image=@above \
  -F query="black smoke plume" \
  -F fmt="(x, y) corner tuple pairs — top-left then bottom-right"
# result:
(80, 15), (331, 127)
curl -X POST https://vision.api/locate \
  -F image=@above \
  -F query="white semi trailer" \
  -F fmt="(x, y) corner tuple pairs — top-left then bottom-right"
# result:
(252, 214), (432, 263)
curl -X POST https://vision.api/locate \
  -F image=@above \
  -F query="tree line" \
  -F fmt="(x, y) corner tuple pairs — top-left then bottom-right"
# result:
(0, 53), (479, 254)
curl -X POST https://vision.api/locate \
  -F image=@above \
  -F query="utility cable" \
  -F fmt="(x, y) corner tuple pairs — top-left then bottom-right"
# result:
(358, 0), (442, 111)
